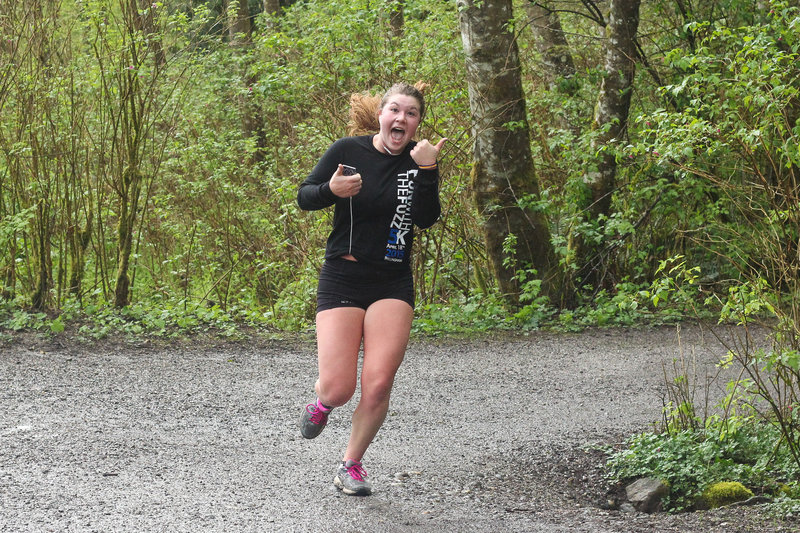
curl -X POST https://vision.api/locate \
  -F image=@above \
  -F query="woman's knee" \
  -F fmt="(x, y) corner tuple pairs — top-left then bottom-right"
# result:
(360, 374), (396, 406)
(318, 377), (357, 407)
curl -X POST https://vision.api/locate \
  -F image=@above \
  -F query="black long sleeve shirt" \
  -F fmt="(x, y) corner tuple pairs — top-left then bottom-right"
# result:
(297, 135), (441, 270)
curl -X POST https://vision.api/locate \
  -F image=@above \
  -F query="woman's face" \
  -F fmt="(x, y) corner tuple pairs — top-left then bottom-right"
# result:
(376, 94), (422, 154)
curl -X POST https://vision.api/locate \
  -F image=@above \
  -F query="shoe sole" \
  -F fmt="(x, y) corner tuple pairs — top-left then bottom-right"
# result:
(300, 423), (324, 439)
(334, 475), (372, 496)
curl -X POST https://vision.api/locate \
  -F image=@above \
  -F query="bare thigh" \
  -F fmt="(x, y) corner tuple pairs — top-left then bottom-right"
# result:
(361, 299), (414, 396)
(315, 306), (366, 406)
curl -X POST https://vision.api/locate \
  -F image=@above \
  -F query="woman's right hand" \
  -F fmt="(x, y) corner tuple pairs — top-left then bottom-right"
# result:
(329, 164), (362, 198)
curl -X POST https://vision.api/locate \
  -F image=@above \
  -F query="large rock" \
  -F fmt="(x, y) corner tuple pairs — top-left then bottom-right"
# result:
(625, 477), (670, 513)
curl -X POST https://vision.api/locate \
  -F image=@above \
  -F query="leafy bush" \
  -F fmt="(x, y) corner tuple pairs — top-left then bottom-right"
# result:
(413, 293), (515, 335)
(607, 422), (796, 512)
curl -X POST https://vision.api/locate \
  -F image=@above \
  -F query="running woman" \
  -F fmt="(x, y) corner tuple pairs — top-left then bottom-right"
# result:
(297, 82), (446, 496)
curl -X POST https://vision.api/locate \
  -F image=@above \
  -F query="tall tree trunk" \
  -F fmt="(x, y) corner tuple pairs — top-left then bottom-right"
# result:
(227, 0), (251, 42)
(128, 0), (165, 68)
(263, 0), (280, 14)
(457, 0), (560, 305)
(262, 0), (281, 31)
(228, 0), (266, 163)
(388, 0), (404, 38)
(525, 2), (576, 95)
(570, 0), (641, 290)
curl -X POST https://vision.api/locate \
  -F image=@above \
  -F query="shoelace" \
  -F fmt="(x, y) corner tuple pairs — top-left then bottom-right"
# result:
(306, 403), (329, 425)
(346, 461), (367, 482)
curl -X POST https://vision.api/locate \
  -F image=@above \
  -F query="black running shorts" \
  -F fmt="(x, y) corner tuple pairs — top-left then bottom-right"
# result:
(316, 257), (415, 313)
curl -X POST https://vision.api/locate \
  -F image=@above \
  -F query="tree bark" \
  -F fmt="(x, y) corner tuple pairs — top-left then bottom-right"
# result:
(263, 0), (280, 15)
(570, 0), (641, 289)
(262, 0), (281, 31)
(127, 0), (165, 68)
(457, 0), (560, 305)
(227, 0), (266, 163)
(227, 0), (252, 42)
(388, 0), (404, 38)
(525, 2), (576, 95)
(68, 211), (92, 299)
(114, 167), (141, 308)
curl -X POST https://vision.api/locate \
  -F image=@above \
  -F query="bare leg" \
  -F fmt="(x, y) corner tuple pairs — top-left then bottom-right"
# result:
(343, 298), (413, 462)
(314, 306), (366, 407)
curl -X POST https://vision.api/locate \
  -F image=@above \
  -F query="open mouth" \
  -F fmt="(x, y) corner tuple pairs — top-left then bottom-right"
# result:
(390, 127), (406, 143)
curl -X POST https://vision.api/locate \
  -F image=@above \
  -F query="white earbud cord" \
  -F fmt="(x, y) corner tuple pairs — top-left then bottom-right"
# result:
(348, 197), (353, 255)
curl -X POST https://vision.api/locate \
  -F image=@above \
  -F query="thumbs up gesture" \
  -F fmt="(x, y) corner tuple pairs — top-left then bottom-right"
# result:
(410, 138), (447, 168)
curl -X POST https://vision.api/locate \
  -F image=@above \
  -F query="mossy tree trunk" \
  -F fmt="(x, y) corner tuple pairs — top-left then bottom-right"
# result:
(569, 0), (642, 290)
(457, 0), (561, 305)
(388, 0), (404, 38)
(525, 1), (577, 96)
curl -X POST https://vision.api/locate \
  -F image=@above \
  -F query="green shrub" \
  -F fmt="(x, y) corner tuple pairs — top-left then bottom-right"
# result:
(606, 422), (794, 512)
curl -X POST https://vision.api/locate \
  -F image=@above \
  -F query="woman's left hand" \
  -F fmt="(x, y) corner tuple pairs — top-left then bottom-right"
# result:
(410, 138), (447, 167)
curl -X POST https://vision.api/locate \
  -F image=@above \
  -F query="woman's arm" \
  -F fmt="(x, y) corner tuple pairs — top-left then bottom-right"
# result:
(409, 138), (446, 229)
(297, 141), (345, 211)
(411, 168), (441, 229)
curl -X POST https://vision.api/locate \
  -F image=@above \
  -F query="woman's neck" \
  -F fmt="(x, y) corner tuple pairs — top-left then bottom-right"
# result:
(373, 134), (399, 155)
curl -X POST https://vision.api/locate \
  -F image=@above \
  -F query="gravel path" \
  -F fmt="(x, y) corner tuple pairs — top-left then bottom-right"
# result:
(1, 324), (797, 532)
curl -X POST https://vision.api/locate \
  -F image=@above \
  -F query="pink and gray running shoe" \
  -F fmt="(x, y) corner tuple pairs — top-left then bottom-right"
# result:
(300, 399), (331, 439)
(334, 459), (373, 496)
